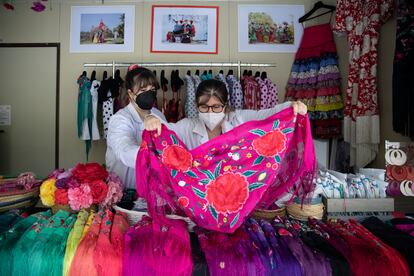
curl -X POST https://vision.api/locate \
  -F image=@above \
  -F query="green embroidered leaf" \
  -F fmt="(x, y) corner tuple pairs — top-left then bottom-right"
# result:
(272, 119), (280, 130)
(199, 179), (210, 185)
(214, 160), (223, 178)
(249, 129), (266, 136)
(249, 182), (265, 191)
(230, 213), (240, 228)
(171, 170), (177, 178)
(282, 127), (294, 134)
(209, 205), (218, 222)
(192, 187), (206, 199)
(198, 168), (215, 180)
(186, 170), (198, 178)
(253, 156), (264, 166)
(274, 155), (281, 163)
(242, 170), (257, 177)
(157, 150), (163, 155)
(170, 134), (179, 145)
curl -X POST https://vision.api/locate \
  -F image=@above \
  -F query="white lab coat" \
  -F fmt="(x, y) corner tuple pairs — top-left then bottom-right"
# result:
(105, 103), (165, 189)
(162, 101), (292, 150)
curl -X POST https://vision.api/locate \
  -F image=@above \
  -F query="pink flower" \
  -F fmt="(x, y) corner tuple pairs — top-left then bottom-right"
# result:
(99, 174), (123, 209)
(68, 184), (93, 211)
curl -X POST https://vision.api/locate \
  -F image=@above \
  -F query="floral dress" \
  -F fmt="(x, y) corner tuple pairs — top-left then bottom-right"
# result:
(334, 0), (393, 167)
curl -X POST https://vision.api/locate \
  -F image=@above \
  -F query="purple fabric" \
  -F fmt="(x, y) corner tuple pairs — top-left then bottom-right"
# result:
(244, 218), (275, 274)
(55, 177), (69, 189)
(260, 220), (302, 276)
(195, 227), (265, 276)
(272, 221), (331, 276)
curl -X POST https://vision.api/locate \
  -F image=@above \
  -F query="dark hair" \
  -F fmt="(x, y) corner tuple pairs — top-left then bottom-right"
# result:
(195, 79), (228, 106)
(125, 67), (159, 92)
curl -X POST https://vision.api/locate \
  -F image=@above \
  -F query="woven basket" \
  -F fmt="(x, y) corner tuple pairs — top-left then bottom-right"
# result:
(113, 205), (196, 231)
(252, 207), (287, 221)
(0, 180), (40, 212)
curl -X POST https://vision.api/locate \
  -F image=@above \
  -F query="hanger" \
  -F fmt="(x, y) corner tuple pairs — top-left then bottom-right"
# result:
(90, 70), (96, 81)
(187, 70), (191, 76)
(254, 71), (260, 78)
(195, 69), (200, 76)
(261, 71), (268, 80)
(298, 1), (335, 23)
(81, 71), (87, 77)
(219, 69), (224, 74)
(208, 69), (213, 74)
(247, 70), (252, 76)
(153, 70), (157, 76)
(203, 70), (207, 75)
(102, 70), (108, 80)
(227, 69), (233, 76)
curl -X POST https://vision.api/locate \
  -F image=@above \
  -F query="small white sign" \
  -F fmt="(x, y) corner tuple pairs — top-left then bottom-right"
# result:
(0, 105), (11, 126)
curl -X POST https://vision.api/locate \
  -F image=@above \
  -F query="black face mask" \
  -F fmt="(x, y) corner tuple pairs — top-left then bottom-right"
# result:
(135, 89), (157, 110)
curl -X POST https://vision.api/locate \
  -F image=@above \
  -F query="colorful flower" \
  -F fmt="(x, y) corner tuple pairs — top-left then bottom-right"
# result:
(205, 172), (249, 214)
(72, 163), (108, 183)
(223, 165), (231, 172)
(162, 145), (192, 172)
(40, 178), (56, 207)
(178, 180), (186, 187)
(55, 189), (69, 205)
(161, 141), (167, 146)
(227, 152), (233, 157)
(100, 174), (123, 209)
(272, 163), (279, 170)
(89, 180), (109, 204)
(68, 184), (93, 211)
(266, 162), (271, 168)
(177, 196), (189, 208)
(252, 129), (287, 157)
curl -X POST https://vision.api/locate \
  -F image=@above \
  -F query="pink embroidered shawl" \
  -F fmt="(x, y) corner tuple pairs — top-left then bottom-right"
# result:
(136, 107), (315, 233)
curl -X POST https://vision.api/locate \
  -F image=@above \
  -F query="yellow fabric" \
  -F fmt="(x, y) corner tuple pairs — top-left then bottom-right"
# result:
(81, 210), (95, 239)
(63, 209), (89, 276)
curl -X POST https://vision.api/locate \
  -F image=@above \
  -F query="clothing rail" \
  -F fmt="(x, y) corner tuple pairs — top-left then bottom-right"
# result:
(83, 60), (277, 79)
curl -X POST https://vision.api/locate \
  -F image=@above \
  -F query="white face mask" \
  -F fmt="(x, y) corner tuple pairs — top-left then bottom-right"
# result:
(199, 112), (225, 131)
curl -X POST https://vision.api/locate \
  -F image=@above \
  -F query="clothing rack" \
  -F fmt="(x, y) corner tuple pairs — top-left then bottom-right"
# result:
(83, 60), (277, 79)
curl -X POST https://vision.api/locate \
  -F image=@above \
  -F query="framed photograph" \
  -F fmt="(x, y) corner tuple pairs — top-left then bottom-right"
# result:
(151, 5), (219, 54)
(238, 5), (304, 53)
(70, 5), (135, 53)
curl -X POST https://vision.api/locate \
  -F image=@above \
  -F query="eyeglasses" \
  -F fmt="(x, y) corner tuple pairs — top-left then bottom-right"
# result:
(198, 104), (225, 113)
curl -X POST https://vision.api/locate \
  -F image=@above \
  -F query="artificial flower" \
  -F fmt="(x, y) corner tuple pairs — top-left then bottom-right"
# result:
(72, 163), (108, 183)
(55, 177), (70, 189)
(40, 178), (56, 206)
(55, 189), (69, 205)
(89, 179), (108, 204)
(99, 176), (123, 209)
(68, 184), (93, 211)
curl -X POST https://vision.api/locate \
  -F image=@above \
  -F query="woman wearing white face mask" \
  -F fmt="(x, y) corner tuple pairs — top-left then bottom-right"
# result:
(144, 79), (307, 150)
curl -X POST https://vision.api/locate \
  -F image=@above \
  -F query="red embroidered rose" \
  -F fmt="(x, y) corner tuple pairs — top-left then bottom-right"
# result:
(72, 163), (108, 182)
(161, 145), (192, 172)
(252, 129), (287, 157)
(177, 196), (189, 208)
(205, 173), (249, 214)
(89, 180), (109, 204)
(140, 140), (148, 150)
(54, 189), (69, 205)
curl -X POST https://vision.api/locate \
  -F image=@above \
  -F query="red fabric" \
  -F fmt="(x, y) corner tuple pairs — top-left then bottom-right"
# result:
(295, 24), (337, 59)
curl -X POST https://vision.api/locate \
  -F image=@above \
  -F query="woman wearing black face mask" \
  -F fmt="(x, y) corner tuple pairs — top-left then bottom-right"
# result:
(106, 65), (166, 190)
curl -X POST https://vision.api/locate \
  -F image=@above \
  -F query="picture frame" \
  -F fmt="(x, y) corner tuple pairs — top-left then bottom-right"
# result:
(238, 4), (304, 53)
(151, 5), (219, 54)
(70, 5), (135, 53)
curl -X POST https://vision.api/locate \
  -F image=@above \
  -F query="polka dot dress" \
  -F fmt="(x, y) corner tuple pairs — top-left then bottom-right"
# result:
(226, 74), (243, 109)
(103, 97), (114, 139)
